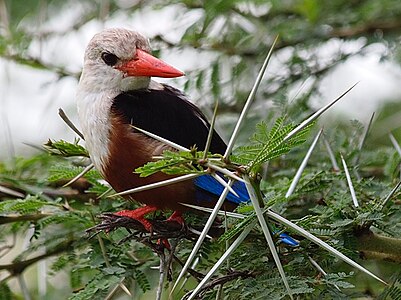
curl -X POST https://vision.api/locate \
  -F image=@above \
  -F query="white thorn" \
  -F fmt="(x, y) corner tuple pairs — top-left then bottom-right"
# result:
(108, 173), (203, 197)
(323, 134), (340, 172)
(179, 203), (245, 219)
(244, 176), (293, 299)
(224, 36), (279, 159)
(285, 129), (323, 198)
(382, 180), (401, 208)
(187, 222), (254, 300)
(206, 163), (245, 183)
(132, 125), (189, 152)
(211, 173), (239, 198)
(0, 185), (25, 198)
(284, 83), (358, 142)
(340, 154), (359, 208)
(389, 133), (401, 157)
(308, 256), (341, 291)
(266, 210), (387, 285)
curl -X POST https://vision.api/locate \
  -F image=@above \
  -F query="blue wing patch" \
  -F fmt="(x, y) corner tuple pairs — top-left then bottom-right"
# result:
(194, 174), (249, 204)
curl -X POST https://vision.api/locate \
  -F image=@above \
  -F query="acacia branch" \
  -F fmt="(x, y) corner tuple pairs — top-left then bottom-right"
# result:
(330, 19), (401, 38)
(357, 230), (401, 264)
(0, 240), (73, 277)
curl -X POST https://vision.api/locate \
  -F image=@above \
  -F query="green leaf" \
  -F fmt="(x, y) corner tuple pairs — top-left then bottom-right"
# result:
(44, 139), (89, 157)
(0, 195), (60, 214)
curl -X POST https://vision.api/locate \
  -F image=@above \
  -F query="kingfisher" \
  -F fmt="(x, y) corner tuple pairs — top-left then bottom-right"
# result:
(76, 28), (297, 246)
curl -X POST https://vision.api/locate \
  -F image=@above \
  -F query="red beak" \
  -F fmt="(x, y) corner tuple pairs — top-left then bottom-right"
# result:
(117, 49), (184, 78)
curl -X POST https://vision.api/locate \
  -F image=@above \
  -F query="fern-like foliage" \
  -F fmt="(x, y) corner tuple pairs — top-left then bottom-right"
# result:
(135, 148), (211, 177)
(0, 195), (61, 214)
(231, 118), (314, 174)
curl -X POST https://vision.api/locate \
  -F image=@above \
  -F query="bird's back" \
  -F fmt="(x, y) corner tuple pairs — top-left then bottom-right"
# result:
(111, 84), (227, 154)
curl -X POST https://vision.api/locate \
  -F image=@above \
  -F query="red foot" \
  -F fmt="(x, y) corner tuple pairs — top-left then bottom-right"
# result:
(157, 238), (171, 250)
(156, 211), (185, 250)
(115, 205), (157, 232)
(166, 211), (185, 227)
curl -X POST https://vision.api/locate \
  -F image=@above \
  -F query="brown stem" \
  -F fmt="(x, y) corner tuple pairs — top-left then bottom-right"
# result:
(182, 270), (256, 300)
(357, 230), (401, 264)
(0, 214), (50, 225)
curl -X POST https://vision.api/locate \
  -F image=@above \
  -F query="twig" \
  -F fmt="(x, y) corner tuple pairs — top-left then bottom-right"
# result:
(166, 239), (179, 282)
(58, 108), (85, 139)
(192, 270), (255, 299)
(181, 270), (256, 300)
(173, 255), (204, 281)
(0, 213), (51, 225)
(4, 53), (78, 79)
(0, 240), (73, 275)
(86, 213), (221, 242)
(0, 185), (25, 198)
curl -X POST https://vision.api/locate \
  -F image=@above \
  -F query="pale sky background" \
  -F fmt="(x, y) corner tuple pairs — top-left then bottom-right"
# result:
(1, 3), (401, 160)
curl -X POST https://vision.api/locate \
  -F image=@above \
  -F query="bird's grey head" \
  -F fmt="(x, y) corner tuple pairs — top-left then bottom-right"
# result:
(79, 28), (152, 92)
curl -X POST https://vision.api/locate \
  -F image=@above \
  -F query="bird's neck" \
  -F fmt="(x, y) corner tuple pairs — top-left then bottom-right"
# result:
(76, 77), (164, 174)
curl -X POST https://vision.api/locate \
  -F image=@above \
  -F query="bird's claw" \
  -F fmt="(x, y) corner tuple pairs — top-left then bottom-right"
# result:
(165, 211), (185, 229)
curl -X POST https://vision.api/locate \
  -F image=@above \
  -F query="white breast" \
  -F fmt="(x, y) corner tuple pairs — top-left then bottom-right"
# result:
(76, 89), (117, 175)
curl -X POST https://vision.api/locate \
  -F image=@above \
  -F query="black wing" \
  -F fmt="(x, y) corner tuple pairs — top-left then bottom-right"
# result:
(111, 84), (227, 154)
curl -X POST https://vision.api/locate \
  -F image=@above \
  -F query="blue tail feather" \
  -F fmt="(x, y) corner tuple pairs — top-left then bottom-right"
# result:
(194, 174), (249, 204)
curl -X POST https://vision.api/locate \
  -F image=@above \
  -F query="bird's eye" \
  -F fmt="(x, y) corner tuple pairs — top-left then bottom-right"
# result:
(101, 52), (119, 66)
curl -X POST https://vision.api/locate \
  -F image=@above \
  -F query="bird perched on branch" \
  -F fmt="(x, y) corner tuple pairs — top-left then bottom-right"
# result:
(76, 28), (298, 247)
(76, 28), (298, 249)
(76, 28), (250, 231)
